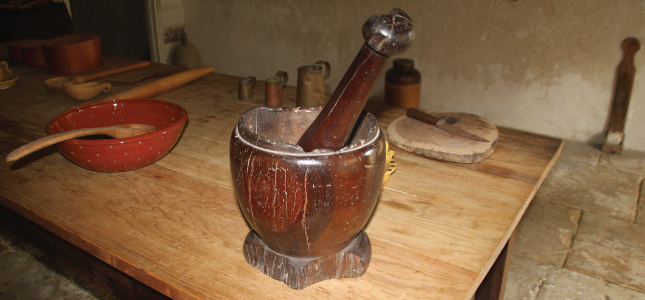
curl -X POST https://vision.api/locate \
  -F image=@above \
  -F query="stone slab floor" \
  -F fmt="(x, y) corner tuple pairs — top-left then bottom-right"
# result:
(506, 140), (645, 300)
(0, 140), (644, 299)
(0, 237), (103, 300)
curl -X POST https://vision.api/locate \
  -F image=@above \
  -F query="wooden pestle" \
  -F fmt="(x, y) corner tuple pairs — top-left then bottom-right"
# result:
(297, 8), (414, 152)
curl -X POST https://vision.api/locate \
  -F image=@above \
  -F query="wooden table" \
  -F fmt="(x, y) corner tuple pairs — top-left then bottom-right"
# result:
(0, 55), (562, 300)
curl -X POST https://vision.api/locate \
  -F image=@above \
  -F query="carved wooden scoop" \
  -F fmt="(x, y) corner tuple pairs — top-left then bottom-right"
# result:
(6, 124), (156, 162)
(62, 81), (112, 101)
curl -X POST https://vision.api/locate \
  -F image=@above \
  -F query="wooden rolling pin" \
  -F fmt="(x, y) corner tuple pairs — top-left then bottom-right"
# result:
(108, 65), (215, 100)
(44, 61), (151, 92)
(297, 8), (414, 152)
(75, 60), (151, 84)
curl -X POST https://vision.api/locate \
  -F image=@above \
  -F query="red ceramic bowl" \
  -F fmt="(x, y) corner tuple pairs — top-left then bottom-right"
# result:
(46, 99), (188, 172)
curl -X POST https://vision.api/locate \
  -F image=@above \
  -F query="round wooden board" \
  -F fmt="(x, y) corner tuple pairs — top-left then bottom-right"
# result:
(387, 112), (498, 163)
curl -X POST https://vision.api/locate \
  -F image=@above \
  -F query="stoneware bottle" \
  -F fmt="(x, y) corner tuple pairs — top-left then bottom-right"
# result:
(384, 58), (421, 109)
(173, 31), (200, 69)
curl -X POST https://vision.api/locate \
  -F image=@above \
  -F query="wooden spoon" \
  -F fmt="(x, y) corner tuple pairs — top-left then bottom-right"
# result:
(6, 124), (156, 162)
(43, 61), (150, 92)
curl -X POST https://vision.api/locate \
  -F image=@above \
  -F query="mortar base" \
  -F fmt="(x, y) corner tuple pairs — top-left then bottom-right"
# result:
(242, 230), (371, 289)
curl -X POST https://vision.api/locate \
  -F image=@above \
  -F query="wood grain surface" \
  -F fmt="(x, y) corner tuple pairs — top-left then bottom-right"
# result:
(0, 54), (562, 300)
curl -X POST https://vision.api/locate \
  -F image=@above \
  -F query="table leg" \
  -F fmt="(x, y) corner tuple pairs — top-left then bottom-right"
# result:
(475, 231), (516, 300)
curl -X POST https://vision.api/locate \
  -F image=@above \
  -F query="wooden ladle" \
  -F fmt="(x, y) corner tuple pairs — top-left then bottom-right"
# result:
(43, 60), (150, 92)
(6, 124), (156, 162)
(62, 81), (112, 101)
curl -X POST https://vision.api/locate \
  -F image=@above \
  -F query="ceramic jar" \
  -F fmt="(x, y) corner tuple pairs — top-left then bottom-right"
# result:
(385, 58), (421, 109)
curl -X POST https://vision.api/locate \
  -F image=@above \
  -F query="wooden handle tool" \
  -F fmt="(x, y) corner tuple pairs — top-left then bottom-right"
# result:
(602, 37), (640, 154)
(297, 8), (414, 152)
(6, 124), (156, 162)
(406, 108), (490, 142)
(108, 65), (214, 100)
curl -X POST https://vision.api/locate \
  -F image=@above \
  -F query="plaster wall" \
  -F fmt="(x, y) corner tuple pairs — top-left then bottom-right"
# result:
(183, 0), (645, 151)
(153, 0), (186, 64)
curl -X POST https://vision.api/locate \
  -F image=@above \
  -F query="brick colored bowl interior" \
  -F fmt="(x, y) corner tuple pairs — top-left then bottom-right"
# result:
(46, 99), (188, 172)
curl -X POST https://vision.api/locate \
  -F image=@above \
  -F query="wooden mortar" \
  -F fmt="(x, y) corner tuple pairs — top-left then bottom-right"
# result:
(229, 8), (414, 289)
(230, 107), (386, 289)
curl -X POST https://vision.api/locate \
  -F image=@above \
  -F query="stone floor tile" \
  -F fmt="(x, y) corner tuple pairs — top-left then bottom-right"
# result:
(514, 200), (581, 267)
(599, 149), (645, 176)
(0, 251), (96, 300)
(537, 159), (640, 222)
(504, 256), (550, 300)
(566, 212), (645, 292)
(537, 267), (645, 300)
(638, 180), (645, 226)
(560, 140), (601, 166)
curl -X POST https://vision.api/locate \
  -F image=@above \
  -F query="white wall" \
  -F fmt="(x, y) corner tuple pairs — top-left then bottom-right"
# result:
(181, 0), (645, 151)
(146, 0), (186, 64)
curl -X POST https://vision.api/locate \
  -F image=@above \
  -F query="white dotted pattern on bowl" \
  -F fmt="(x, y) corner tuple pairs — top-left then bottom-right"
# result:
(60, 101), (184, 171)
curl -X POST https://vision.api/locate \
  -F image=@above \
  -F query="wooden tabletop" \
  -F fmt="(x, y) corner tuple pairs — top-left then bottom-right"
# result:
(0, 55), (562, 300)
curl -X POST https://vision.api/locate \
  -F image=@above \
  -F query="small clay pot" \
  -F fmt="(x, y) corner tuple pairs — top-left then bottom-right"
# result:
(19, 40), (47, 66)
(6, 39), (39, 61)
(42, 33), (102, 75)
(230, 106), (386, 258)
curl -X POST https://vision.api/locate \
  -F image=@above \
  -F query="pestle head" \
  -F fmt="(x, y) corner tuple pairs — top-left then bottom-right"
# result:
(362, 8), (415, 57)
